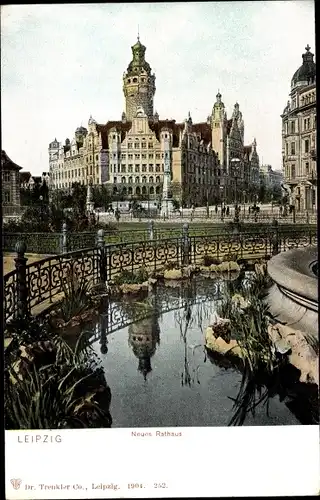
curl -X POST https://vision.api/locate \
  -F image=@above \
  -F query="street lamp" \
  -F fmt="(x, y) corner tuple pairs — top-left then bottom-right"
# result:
(202, 163), (209, 218)
(220, 185), (224, 221)
(230, 158), (241, 222)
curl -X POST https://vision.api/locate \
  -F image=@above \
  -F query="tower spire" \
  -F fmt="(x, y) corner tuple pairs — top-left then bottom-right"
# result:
(137, 25), (140, 42)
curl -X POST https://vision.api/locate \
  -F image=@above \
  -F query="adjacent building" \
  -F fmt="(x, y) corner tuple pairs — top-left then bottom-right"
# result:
(281, 44), (317, 212)
(259, 164), (283, 202)
(49, 37), (261, 207)
(1, 150), (22, 215)
(211, 93), (260, 203)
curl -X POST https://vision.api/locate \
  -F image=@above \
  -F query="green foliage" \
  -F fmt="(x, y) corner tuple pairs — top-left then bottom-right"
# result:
(202, 254), (220, 267)
(4, 319), (112, 429)
(112, 267), (149, 285)
(215, 276), (286, 425)
(59, 271), (93, 323)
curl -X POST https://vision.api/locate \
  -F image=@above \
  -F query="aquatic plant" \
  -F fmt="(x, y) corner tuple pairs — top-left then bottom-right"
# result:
(112, 266), (149, 285)
(4, 319), (112, 429)
(214, 280), (288, 425)
(59, 270), (93, 323)
(201, 254), (220, 267)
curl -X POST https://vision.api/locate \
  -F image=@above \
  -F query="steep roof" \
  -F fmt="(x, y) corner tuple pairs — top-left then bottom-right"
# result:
(20, 171), (32, 183)
(1, 150), (23, 170)
(96, 119), (213, 149)
(190, 122), (212, 146)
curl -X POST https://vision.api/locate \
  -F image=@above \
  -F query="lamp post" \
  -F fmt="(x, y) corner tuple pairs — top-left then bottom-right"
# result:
(230, 158), (241, 223)
(220, 185), (224, 221)
(202, 163), (209, 218)
(243, 190), (246, 218)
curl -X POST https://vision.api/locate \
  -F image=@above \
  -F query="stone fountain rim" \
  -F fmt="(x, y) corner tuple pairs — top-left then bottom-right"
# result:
(267, 246), (318, 304)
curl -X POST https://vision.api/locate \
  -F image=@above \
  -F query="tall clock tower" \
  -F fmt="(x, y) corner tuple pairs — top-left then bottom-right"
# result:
(122, 36), (156, 120)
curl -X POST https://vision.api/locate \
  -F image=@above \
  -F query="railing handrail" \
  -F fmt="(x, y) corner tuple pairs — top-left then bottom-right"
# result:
(4, 227), (316, 323)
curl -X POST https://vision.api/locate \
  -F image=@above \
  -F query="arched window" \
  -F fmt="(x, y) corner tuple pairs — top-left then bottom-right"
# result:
(136, 186), (141, 195)
(113, 187), (118, 194)
(135, 176), (140, 183)
(142, 186), (147, 195)
(149, 176), (154, 183)
(149, 186), (154, 195)
(128, 176), (133, 184)
(128, 186), (133, 195)
(121, 177), (126, 184)
(133, 77), (138, 83)
(122, 187), (127, 195)
(142, 176), (147, 183)
(156, 176), (160, 183)
(156, 186), (161, 194)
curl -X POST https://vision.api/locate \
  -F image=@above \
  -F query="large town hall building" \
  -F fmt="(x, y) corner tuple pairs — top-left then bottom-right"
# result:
(49, 37), (260, 206)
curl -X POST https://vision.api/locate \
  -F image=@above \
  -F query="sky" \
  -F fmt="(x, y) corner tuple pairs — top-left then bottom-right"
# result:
(1, 1), (316, 175)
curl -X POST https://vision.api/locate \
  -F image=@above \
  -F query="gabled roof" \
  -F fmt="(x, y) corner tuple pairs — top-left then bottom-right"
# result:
(190, 122), (212, 146)
(1, 150), (22, 170)
(20, 171), (32, 183)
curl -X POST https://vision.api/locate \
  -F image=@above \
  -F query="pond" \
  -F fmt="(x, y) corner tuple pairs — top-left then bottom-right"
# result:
(84, 276), (305, 427)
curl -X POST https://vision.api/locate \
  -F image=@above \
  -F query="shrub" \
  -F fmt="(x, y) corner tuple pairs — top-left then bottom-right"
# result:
(4, 319), (112, 429)
(59, 271), (93, 323)
(202, 254), (220, 267)
(112, 266), (149, 285)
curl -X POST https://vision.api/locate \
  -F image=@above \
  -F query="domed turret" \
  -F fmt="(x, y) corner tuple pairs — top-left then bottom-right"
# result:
(123, 36), (156, 120)
(75, 126), (88, 145)
(291, 45), (316, 89)
(128, 317), (160, 380)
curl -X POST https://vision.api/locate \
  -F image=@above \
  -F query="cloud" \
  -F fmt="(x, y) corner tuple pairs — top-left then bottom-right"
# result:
(1, 1), (315, 174)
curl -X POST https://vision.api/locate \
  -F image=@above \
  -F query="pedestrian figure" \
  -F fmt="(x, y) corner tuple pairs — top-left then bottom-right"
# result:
(248, 206), (251, 215)
(226, 206), (230, 216)
(215, 205), (218, 214)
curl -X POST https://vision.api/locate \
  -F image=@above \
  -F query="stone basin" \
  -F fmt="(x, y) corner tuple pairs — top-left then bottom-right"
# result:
(266, 246), (318, 337)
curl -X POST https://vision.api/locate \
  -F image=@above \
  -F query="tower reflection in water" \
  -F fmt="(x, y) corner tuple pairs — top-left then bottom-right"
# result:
(128, 314), (161, 380)
(98, 313), (109, 354)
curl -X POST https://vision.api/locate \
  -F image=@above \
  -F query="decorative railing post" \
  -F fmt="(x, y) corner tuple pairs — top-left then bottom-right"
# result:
(182, 222), (190, 266)
(14, 240), (29, 319)
(148, 220), (154, 241)
(61, 221), (68, 254)
(271, 219), (279, 255)
(97, 228), (106, 283)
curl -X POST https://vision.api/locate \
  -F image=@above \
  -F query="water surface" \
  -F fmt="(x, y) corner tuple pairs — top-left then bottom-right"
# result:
(87, 278), (300, 427)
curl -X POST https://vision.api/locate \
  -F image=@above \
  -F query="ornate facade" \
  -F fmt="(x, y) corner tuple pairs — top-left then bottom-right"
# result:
(1, 150), (21, 215)
(281, 45), (317, 212)
(49, 38), (260, 207)
(211, 93), (260, 203)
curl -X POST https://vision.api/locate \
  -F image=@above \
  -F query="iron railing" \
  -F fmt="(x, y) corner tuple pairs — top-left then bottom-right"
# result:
(4, 225), (316, 323)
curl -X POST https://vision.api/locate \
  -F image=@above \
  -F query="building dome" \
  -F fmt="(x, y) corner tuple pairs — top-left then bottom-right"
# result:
(75, 126), (87, 135)
(291, 45), (316, 88)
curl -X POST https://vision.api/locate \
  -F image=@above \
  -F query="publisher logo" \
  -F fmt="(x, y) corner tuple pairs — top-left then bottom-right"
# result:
(11, 479), (22, 490)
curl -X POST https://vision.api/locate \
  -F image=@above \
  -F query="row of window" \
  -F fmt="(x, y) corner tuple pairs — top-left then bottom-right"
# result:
(113, 185), (162, 196)
(113, 176), (162, 184)
(300, 93), (316, 106)
(285, 138), (311, 156)
(112, 153), (164, 160)
(3, 190), (11, 202)
(112, 164), (163, 174)
(284, 116), (316, 134)
(2, 172), (11, 182)
(285, 162), (312, 179)
(52, 165), (99, 180)
(127, 142), (153, 149)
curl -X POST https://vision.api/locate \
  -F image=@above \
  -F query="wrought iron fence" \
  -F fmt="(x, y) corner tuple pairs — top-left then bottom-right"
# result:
(2, 231), (97, 254)
(4, 225), (317, 323)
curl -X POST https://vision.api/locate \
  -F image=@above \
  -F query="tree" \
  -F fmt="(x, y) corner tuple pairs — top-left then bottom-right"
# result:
(170, 181), (182, 203)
